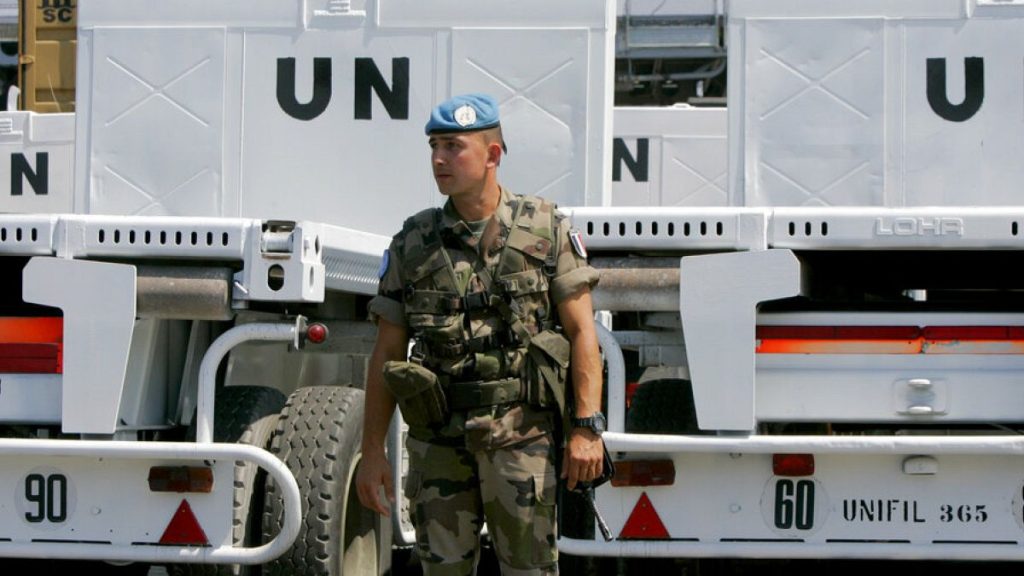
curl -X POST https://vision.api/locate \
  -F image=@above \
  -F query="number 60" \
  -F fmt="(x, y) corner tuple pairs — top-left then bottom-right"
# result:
(774, 478), (815, 530)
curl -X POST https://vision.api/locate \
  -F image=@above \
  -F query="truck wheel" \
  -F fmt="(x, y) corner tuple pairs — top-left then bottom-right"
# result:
(179, 385), (287, 576)
(262, 386), (391, 576)
(625, 378), (702, 434)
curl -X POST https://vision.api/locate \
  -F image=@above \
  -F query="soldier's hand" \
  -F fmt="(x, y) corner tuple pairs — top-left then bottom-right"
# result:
(356, 449), (395, 516)
(562, 429), (604, 491)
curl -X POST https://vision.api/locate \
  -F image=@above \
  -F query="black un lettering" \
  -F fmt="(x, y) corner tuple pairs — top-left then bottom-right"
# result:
(612, 138), (649, 182)
(11, 153), (48, 196)
(926, 57), (984, 122)
(276, 57), (333, 121)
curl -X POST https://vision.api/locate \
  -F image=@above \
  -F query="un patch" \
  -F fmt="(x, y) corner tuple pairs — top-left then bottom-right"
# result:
(378, 249), (390, 279)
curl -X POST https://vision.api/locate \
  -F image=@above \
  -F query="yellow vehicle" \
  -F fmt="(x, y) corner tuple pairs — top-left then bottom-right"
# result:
(17, 0), (75, 112)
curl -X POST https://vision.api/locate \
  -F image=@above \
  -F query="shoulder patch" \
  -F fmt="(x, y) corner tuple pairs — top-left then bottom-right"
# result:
(569, 229), (588, 259)
(378, 249), (390, 279)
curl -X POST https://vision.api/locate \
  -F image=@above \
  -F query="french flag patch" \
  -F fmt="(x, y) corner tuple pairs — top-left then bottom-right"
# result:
(569, 229), (588, 259)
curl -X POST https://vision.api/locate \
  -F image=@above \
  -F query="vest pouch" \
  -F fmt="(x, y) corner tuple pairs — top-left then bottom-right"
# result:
(381, 361), (449, 427)
(525, 329), (571, 410)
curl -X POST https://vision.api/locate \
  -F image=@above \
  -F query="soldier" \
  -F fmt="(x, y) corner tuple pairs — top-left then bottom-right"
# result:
(355, 93), (605, 576)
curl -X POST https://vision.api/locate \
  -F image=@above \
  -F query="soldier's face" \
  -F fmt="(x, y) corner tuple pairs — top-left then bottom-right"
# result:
(428, 133), (490, 197)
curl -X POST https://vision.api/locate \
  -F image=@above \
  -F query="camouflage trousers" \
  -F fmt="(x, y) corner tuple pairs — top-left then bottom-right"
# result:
(405, 432), (558, 576)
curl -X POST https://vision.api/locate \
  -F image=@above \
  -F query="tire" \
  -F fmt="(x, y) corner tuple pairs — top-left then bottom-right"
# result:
(625, 378), (703, 435)
(261, 386), (391, 576)
(178, 385), (287, 576)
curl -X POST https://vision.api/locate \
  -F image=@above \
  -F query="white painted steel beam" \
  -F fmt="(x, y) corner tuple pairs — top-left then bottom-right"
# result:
(601, 432), (1024, 455)
(560, 537), (1024, 561)
(0, 215), (388, 297)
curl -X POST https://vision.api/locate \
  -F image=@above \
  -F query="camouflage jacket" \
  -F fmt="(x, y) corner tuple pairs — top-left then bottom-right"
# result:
(369, 187), (598, 449)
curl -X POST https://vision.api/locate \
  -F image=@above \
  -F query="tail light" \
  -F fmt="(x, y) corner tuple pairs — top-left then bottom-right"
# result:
(0, 317), (62, 373)
(611, 459), (675, 487)
(773, 453), (815, 477)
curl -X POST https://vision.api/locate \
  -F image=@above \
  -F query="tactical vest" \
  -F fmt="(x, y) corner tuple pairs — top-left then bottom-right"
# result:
(394, 194), (569, 412)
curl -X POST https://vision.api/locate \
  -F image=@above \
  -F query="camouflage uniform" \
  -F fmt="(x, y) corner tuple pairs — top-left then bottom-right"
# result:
(369, 187), (598, 575)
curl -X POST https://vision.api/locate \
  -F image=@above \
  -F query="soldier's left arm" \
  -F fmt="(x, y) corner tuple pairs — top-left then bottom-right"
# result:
(557, 287), (605, 490)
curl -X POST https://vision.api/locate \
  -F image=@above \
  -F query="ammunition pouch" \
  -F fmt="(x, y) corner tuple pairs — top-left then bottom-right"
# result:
(381, 361), (449, 427)
(524, 329), (571, 412)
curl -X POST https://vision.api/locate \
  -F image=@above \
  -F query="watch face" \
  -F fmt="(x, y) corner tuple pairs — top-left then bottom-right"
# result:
(573, 412), (607, 434)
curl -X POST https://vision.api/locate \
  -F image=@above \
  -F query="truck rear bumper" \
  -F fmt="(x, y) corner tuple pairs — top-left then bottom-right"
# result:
(0, 438), (300, 564)
(562, 433), (1024, 560)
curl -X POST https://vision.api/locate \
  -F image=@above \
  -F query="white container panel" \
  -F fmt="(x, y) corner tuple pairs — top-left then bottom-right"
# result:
(612, 106), (727, 207)
(78, 0), (298, 27)
(377, 0), (608, 27)
(728, 0), (965, 19)
(76, 0), (613, 236)
(616, 0), (719, 17)
(0, 113), (74, 214)
(901, 20), (1024, 206)
(85, 28), (226, 217)
(451, 28), (595, 209)
(742, 18), (885, 207)
(238, 29), (437, 232)
(732, 0), (1024, 208)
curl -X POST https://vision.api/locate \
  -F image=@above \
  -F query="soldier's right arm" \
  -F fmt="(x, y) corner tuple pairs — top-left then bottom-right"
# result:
(358, 239), (410, 515)
(357, 316), (409, 516)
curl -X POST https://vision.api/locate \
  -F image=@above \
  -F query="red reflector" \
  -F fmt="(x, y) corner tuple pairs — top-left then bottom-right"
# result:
(758, 325), (1024, 355)
(0, 344), (61, 373)
(773, 453), (815, 477)
(159, 500), (210, 546)
(625, 381), (641, 409)
(757, 326), (921, 340)
(922, 326), (1010, 340)
(835, 326), (921, 340)
(611, 460), (676, 487)
(149, 466), (214, 493)
(306, 322), (329, 344)
(0, 317), (63, 373)
(619, 492), (670, 540)
(757, 326), (837, 340)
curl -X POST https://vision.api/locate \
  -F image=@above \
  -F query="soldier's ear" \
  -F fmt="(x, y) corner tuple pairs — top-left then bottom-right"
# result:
(486, 141), (503, 167)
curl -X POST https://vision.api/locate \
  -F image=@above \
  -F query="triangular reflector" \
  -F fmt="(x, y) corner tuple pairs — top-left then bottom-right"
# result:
(619, 491), (670, 539)
(159, 499), (210, 546)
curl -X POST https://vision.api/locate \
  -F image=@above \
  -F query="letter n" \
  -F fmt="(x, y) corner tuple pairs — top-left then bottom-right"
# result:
(926, 57), (984, 122)
(277, 57), (332, 121)
(612, 138), (649, 182)
(11, 152), (48, 196)
(354, 57), (410, 120)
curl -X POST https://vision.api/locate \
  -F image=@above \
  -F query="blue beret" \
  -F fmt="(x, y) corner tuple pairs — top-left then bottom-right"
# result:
(424, 93), (501, 135)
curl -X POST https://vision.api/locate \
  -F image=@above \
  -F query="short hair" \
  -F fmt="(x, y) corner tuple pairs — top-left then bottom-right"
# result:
(481, 125), (507, 154)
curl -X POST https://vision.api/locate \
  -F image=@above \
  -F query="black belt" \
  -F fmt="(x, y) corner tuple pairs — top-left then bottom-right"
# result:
(444, 377), (524, 411)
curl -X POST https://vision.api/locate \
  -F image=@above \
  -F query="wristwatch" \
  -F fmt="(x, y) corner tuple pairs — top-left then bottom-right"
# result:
(571, 411), (607, 436)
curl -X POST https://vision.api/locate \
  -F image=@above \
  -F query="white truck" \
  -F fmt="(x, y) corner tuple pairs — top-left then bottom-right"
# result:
(571, 0), (1024, 568)
(3, 0), (1024, 574)
(0, 0), (613, 573)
